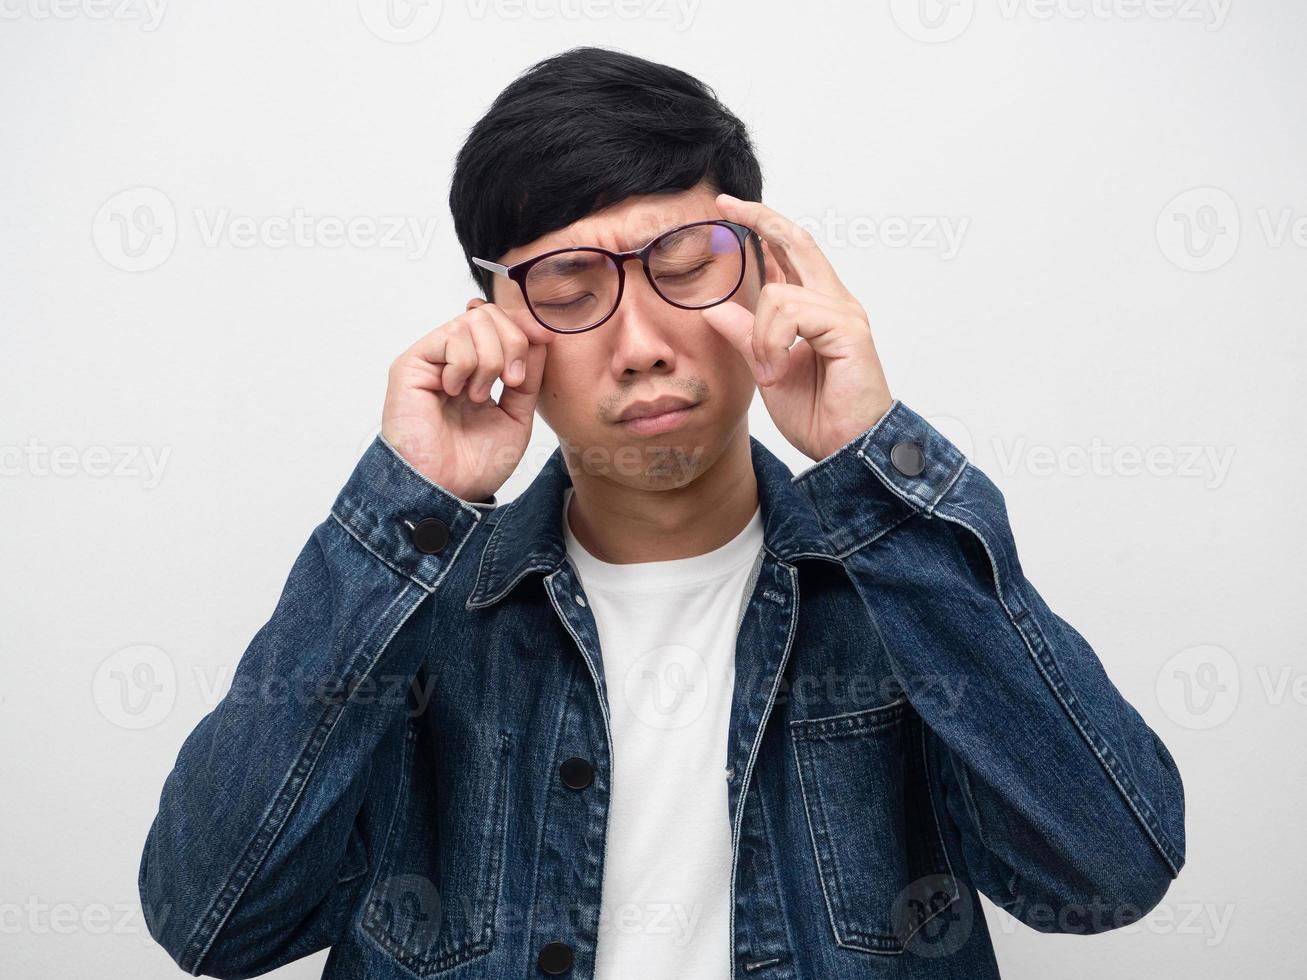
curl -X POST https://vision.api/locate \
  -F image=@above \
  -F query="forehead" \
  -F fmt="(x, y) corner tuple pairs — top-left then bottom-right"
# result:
(500, 181), (720, 265)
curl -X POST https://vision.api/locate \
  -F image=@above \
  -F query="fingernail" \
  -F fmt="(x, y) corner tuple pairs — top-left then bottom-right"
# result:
(756, 361), (771, 383)
(510, 359), (525, 382)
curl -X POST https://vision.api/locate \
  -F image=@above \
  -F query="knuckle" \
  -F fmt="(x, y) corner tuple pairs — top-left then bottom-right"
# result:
(792, 225), (817, 247)
(481, 352), (505, 377)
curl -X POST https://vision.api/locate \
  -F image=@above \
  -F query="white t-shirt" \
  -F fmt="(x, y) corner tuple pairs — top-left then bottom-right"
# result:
(561, 486), (764, 980)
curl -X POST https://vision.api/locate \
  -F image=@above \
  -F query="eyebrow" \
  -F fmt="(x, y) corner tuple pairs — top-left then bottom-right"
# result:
(533, 221), (700, 263)
(533, 252), (608, 275)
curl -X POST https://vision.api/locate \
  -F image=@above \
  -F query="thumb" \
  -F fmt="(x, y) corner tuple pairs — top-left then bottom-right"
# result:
(701, 301), (763, 379)
(496, 339), (547, 426)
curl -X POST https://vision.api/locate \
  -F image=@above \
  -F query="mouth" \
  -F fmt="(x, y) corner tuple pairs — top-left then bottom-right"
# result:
(615, 401), (700, 435)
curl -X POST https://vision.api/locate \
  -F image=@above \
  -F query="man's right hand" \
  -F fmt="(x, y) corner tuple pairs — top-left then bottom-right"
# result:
(381, 297), (552, 503)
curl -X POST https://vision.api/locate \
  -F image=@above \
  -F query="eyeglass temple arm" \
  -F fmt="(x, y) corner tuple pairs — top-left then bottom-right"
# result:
(471, 256), (510, 276)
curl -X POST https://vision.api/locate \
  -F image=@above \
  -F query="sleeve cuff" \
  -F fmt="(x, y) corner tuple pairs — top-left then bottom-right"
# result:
(790, 399), (971, 546)
(327, 435), (492, 592)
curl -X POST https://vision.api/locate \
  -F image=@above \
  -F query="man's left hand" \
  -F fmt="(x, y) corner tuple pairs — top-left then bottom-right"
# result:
(701, 193), (894, 462)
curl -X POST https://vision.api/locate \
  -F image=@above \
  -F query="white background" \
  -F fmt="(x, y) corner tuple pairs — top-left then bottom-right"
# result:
(2, 1), (1304, 976)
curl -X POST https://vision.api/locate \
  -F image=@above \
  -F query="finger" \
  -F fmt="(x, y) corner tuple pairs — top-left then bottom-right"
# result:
(470, 301), (533, 390)
(460, 308), (507, 403)
(757, 298), (867, 386)
(752, 283), (849, 380)
(751, 296), (799, 386)
(436, 321), (477, 397)
(495, 336), (547, 427)
(715, 193), (848, 298)
(401, 322), (463, 394)
(699, 299), (764, 379)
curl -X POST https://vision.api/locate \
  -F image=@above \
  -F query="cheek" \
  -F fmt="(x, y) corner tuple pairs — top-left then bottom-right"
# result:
(538, 357), (594, 427)
(703, 327), (752, 381)
(687, 333), (754, 418)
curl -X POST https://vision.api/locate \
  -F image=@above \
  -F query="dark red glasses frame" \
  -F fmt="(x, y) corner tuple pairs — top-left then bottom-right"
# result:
(471, 219), (755, 334)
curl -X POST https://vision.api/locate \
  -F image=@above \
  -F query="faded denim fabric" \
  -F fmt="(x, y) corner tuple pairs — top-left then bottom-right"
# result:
(139, 399), (1185, 979)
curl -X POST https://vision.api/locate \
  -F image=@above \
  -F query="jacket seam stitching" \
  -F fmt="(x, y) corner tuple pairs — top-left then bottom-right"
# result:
(729, 561), (801, 976)
(908, 719), (963, 943)
(932, 504), (1183, 878)
(329, 511), (434, 593)
(750, 750), (801, 969)
(185, 580), (427, 973)
(828, 511), (917, 562)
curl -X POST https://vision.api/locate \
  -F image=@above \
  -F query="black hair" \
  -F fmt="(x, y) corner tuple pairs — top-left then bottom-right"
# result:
(449, 45), (766, 300)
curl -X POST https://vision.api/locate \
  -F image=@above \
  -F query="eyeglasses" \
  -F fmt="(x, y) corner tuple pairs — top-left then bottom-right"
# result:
(472, 219), (755, 334)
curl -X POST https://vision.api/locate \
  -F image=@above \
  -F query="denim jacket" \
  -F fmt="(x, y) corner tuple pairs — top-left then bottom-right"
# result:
(139, 399), (1186, 979)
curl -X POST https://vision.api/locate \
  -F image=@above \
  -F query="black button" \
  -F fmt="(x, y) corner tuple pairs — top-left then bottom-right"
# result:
(890, 440), (925, 477)
(410, 517), (450, 554)
(537, 941), (573, 974)
(559, 757), (594, 790)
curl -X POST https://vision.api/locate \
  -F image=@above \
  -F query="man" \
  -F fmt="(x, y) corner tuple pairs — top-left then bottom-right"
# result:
(139, 46), (1185, 979)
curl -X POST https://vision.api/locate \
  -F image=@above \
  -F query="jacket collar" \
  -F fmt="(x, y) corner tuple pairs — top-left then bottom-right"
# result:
(466, 435), (838, 610)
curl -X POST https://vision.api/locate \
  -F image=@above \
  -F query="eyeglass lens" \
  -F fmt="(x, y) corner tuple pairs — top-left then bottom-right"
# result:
(523, 222), (743, 332)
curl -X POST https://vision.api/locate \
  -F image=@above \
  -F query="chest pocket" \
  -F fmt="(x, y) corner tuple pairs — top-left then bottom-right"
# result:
(789, 696), (959, 954)
(362, 718), (512, 975)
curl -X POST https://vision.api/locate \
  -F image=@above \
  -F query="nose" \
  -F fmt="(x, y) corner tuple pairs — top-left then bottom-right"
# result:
(606, 258), (678, 376)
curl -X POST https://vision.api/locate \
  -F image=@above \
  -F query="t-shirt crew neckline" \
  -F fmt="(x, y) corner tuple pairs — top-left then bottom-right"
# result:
(561, 486), (763, 594)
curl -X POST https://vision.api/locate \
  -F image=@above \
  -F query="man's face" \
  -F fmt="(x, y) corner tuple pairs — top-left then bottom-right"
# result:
(489, 180), (779, 490)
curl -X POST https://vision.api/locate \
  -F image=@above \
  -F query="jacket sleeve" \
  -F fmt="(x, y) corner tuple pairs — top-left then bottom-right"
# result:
(137, 435), (495, 977)
(791, 399), (1186, 934)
